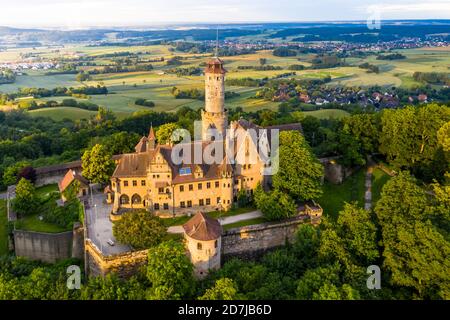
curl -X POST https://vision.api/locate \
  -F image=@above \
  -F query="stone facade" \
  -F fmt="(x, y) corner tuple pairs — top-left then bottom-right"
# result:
(85, 240), (148, 278)
(13, 227), (83, 263)
(221, 215), (309, 261)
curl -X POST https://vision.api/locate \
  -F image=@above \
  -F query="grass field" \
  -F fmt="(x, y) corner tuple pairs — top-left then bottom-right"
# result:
(223, 217), (266, 230)
(0, 200), (8, 256)
(35, 184), (59, 197)
(318, 168), (366, 219)
(303, 109), (350, 119)
(29, 107), (98, 121)
(1, 45), (448, 120)
(15, 213), (69, 233)
(371, 168), (392, 205)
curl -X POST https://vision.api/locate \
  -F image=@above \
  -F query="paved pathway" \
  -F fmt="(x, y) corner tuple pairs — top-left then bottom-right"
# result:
(364, 156), (376, 211)
(167, 210), (263, 234)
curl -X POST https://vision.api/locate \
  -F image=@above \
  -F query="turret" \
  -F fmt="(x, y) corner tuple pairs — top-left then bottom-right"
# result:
(183, 212), (222, 278)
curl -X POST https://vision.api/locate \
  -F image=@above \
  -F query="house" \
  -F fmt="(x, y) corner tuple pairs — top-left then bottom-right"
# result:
(58, 169), (89, 202)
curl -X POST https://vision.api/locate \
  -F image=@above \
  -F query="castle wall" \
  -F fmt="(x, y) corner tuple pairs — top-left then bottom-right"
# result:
(85, 240), (148, 278)
(221, 215), (308, 261)
(13, 229), (75, 263)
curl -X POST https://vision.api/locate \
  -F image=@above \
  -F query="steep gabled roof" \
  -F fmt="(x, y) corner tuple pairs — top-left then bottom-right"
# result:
(135, 136), (148, 153)
(58, 169), (89, 193)
(183, 212), (222, 241)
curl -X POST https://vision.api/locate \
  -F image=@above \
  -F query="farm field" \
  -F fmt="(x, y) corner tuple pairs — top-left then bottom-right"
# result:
(29, 107), (98, 121)
(1, 44), (449, 120)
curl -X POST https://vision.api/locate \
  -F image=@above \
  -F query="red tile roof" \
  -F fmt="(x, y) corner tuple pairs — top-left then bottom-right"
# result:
(183, 212), (222, 241)
(58, 169), (89, 193)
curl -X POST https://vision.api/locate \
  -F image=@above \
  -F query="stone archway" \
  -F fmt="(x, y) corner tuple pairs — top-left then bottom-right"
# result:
(131, 194), (142, 205)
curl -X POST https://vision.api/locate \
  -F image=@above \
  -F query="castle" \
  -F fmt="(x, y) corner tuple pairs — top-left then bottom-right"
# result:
(107, 55), (301, 217)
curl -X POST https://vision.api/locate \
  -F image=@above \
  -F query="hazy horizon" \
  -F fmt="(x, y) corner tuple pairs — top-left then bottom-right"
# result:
(0, 0), (449, 29)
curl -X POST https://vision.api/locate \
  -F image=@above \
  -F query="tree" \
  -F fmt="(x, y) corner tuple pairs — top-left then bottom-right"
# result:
(2, 161), (30, 186)
(146, 241), (194, 299)
(374, 172), (450, 299)
(379, 104), (450, 181)
(113, 210), (167, 250)
(254, 185), (297, 221)
(12, 178), (38, 217)
(156, 123), (182, 144)
(17, 166), (37, 184)
(81, 144), (115, 184)
(198, 278), (239, 300)
(76, 71), (91, 82)
(80, 274), (145, 300)
(272, 131), (324, 201)
(335, 203), (379, 264)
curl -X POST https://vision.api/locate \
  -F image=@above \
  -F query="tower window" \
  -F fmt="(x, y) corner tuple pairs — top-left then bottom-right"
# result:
(197, 242), (202, 250)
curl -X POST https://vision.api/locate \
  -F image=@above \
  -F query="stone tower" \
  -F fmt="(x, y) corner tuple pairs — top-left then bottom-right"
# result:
(201, 57), (228, 141)
(183, 212), (223, 278)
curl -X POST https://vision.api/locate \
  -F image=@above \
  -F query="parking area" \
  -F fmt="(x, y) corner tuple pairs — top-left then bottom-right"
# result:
(85, 192), (131, 256)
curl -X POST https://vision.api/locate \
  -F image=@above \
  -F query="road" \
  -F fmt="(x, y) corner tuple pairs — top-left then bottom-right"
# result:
(85, 192), (132, 255)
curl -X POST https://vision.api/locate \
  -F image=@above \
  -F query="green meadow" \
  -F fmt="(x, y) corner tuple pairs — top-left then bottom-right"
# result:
(0, 44), (448, 120)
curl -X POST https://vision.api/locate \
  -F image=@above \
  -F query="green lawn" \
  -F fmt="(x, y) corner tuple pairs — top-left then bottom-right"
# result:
(0, 200), (8, 255)
(28, 107), (98, 121)
(35, 184), (59, 198)
(303, 109), (350, 119)
(223, 217), (266, 230)
(371, 168), (392, 206)
(318, 168), (366, 219)
(161, 206), (256, 227)
(15, 213), (69, 233)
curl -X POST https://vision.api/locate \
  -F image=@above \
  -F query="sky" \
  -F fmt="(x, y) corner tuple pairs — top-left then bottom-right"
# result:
(0, 0), (449, 29)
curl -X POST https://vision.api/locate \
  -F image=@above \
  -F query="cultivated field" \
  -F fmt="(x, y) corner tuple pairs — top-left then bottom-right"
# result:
(0, 44), (448, 120)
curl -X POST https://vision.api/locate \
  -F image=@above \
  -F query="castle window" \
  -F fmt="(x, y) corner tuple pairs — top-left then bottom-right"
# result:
(207, 182), (211, 189)
(120, 195), (129, 204)
(132, 180), (137, 187)
(197, 242), (202, 250)
(141, 180), (146, 186)
(243, 164), (246, 170)
(248, 164), (252, 169)
(198, 183), (202, 190)
(124, 181), (128, 187)
(214, 240), (218, 248)
(206, 198), (211, 205)
(163, 203), (169, 210)
(180, 201), (185, 208)
(215, 181), (219, 188)
(131, 194), (141, 204)
(217, 197), (221, 204)
(187, 200), (192, 208)
(166, 188), (170, 194)
(199, 199), (204, 206)
(189, 184), (193, 191)
(180, 185), (184, 192)
(158, 187), (164, 194)
(154, 203), (160, 210)
(228, 183), (230, 188)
